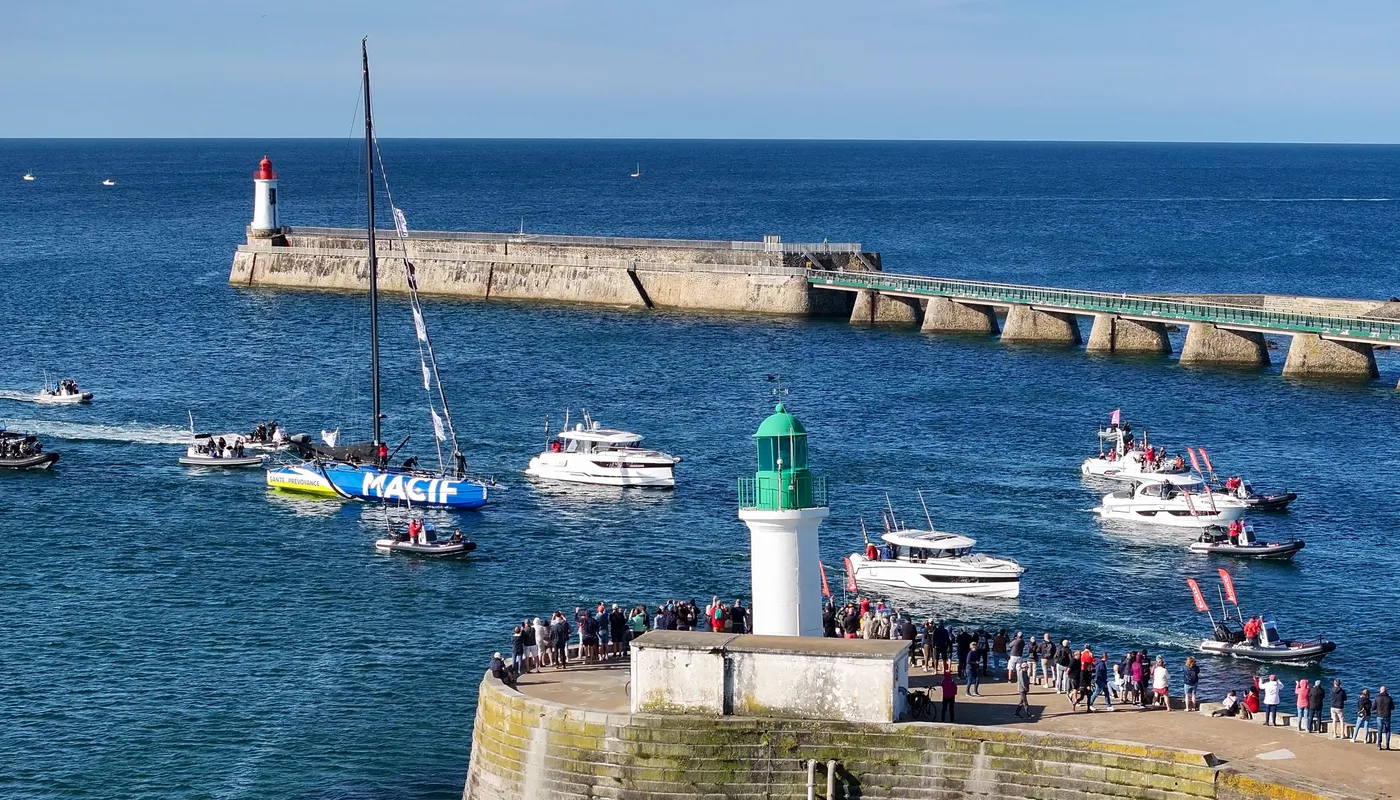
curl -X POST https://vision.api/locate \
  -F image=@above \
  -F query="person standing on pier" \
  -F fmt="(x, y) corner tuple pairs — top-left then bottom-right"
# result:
(1352, 689), (1373, 743)
(1331, 680), (1349, 739)
(965, 641), (982, 696)
(1296, 677), (1311, 731)
(1183, 657), (1201, 712)
(1260, 674), (1282, 726)
(1014, 660), (1032, 719)
(1308, 680), (1326, 733)
(1006, 632), (1025, 682)
(940, 670), (958, 723)
(1376, 686), (1393, 750)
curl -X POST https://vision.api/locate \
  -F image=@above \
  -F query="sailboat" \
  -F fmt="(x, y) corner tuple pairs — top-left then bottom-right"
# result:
(264, 40), (490, 510)
(630, 163), (641, 178)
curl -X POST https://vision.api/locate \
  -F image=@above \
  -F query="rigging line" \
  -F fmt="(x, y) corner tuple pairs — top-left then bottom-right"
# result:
(369, 132), (466, 472)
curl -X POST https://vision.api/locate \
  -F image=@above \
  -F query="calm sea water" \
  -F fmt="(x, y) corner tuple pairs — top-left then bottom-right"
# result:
(2, 140), (1399, 799)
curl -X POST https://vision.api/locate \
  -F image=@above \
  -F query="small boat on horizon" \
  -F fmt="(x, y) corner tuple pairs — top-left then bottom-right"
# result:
(22, 172), (34, 181)
(525, 411), (679, 487)
(34, 378), (93, 405)
(102, 179), (116, 186)
(630, 163), (641, 178)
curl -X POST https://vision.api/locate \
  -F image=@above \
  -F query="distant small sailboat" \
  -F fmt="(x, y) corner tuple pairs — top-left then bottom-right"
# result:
(22, 172), (34, 181)
(630, 163), (641, 178)
(102, 179), (116, 186)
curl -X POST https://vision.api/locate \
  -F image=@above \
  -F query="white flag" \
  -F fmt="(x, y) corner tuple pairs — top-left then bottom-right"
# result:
(421, 359), (432, 391)
(393, 207), (409, 239)
(430, 408), (447, 442)
(412, 306), (428, 343)
(320, 429), (340, 448)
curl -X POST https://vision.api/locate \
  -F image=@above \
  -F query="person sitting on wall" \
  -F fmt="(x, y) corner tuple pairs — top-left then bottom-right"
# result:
(490, 651), (517, 689)
(1212, 691), (1241, 717)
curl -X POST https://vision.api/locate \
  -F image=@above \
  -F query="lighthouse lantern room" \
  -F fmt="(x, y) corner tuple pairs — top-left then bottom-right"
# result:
(250, 155), (280, 233)
(737, 402), (830, 638)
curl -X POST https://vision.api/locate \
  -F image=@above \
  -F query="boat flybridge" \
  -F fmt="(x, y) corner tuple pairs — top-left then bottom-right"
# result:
(526, 412), (679, 487)
(846, 495), (1025, 599)
(34, 379), (93, 405)
(1093, 478), (1246, 528)
(1082, 422), (1196, 486)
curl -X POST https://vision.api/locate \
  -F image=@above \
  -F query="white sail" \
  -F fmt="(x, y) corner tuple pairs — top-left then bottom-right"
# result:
(431, 408), (447, 442)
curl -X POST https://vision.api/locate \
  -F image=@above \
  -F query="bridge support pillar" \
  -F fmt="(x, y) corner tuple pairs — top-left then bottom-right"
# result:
(849, 290), (922, 325)
(1282, 334), (1378, 380)
(1179, 323), (1270, 367)
(1000, 305), (1082, 345)
(920, 296), (999, 335)
(1086, 315), (1171, 354)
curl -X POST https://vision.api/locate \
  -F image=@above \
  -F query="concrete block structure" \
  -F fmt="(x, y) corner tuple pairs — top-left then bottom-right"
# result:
(1086, 314), (1172, 354)
(1282, 333), (1380, 380)
(849, 290), (923, 325)
(1180, 323), (1271, 367)
(921, 296), (1001, 335)
(1000, 305), (1083, 345)
(630, 631), (909, 723)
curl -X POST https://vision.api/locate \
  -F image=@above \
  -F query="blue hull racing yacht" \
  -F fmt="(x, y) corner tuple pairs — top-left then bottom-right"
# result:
(266, 41), (490, 511)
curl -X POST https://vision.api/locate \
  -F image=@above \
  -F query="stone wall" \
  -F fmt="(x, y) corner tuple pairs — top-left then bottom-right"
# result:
(463, 674), (1353, 800)
(230, 228), (867, 317)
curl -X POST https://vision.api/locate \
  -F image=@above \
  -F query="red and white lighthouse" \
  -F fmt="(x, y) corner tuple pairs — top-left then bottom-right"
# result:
(251, 155), (279, 233)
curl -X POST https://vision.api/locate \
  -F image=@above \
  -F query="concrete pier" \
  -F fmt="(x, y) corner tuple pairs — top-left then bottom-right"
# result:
(231, 227), (870, 317)
(920, 296), (1000, 335)
(1179, 323), (1271, 367)
(1086, 314), (1172, 354)
(1282, 334), (1379, 380)
(1000, 305), (1082, 345)
(849, 290), (922, 325)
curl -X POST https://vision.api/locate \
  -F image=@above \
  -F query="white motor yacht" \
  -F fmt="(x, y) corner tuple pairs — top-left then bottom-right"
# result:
(1082, 423), (1195, 485)
(846, 497), (1024, 598)
(34, 379), (93, 405)
(526, 416), (679, 487)
(1093, 479), (1246, 528)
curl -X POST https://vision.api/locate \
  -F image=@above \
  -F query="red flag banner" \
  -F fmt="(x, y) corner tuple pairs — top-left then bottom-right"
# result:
(1199, 448), (1215, 475)
(1218, 568), (1238, 605)
(1186, 578), (1209, 612)
(843, 557), (857, 593)
(1187, 447), (1202, 475)
(819, 561), (832, 598)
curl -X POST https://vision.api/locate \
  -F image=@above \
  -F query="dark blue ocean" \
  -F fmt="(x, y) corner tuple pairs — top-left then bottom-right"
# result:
(2, 140), (1399, 799)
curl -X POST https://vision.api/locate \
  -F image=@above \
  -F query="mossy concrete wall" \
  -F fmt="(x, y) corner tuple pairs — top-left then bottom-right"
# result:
(230, 228), (867, 317)
(463, 675), (1353, 800)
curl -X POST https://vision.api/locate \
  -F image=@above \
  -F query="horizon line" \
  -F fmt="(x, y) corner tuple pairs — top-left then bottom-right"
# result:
(4, 136), (1400, 146)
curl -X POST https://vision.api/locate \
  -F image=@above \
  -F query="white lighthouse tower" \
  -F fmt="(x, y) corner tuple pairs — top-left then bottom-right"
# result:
(737, 402), (830, 637)
(250, 155), (280, 235)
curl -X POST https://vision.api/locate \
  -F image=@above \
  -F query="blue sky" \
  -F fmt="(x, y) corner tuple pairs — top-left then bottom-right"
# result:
(4, 0), (1400, 141)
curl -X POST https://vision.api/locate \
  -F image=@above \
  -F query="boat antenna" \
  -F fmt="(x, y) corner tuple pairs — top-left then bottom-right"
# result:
(884, 492), (898, 531)
(917, 490), (935, 531)
(362, 37), (382, 448)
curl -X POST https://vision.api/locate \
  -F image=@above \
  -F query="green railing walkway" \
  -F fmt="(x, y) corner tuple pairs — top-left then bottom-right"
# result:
(808, 269), (1400, 344)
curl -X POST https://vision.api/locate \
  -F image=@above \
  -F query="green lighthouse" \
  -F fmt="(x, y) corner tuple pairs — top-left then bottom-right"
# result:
(738, 402), (828, 511)
(738, 402), (829, 637)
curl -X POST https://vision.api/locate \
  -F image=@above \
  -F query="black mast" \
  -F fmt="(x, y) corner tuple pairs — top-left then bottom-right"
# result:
(362, 38), (382, 448)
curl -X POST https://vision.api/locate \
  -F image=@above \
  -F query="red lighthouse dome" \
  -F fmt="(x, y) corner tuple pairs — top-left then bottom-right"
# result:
(254, 156), (277, 180)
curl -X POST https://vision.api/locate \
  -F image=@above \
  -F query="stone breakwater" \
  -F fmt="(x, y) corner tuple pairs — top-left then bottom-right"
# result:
(230, 227), (875, 316)
(462, 673), (1359, 800)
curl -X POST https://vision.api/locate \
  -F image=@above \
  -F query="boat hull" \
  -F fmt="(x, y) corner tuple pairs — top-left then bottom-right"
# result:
(1242, 492), (1297, 512)
(34, 392), (92, 405)
(1199, 639), (1335, 664)
(1081, 457), (1196, 485)
(0, 452), (60, 470)
(266, 462), (489, 509)
(847, 554), (1022, 599)
(374, 538), (476, 557)
(181, 455), (264, 468)
(1188, 540), (1304, 560)
(526, 454), (675, 487)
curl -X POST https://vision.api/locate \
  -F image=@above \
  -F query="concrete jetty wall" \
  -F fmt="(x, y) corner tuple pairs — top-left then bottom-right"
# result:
(462, 673), (1350, 800)
(230, 227), (873, 316)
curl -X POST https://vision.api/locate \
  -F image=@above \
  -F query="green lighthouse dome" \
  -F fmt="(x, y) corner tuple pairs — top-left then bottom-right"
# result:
(754, 402), (807, 439)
